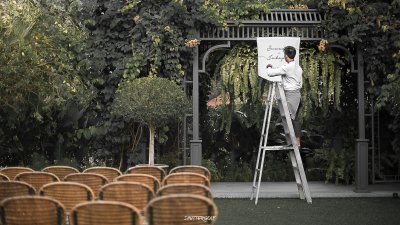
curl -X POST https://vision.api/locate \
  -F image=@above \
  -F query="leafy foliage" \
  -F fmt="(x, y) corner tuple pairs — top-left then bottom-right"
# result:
(212, 44), (267, 134)
(121, 0), (301, 81)
(1, 0), (398, 182)
(212, 44), (347, 133)
(319, 0), (400, 177)
(75, 0), (138, 169)
(113, 77), (190, 127)
(314, 141), (355, 184)
(300, 48), (346, 120)
(207, 42), (353, 182)
(0, 0), (94, 166)
(0, 0), (92, 111)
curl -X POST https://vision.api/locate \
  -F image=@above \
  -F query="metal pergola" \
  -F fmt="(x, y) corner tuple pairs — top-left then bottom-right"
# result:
(184, 9), (369, 192)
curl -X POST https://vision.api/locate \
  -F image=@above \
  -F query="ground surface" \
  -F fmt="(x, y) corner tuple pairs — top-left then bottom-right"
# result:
(214, 198), (400, 225)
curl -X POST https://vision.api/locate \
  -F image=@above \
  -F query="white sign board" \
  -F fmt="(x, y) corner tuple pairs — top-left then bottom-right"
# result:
(257, 37), (300, 82)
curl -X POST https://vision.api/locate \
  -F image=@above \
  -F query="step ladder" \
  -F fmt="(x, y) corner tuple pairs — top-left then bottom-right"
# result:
(250, 81), (312, 204)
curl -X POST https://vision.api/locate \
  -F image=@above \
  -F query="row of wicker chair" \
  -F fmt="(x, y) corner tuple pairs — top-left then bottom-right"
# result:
(0, 180), (214, 212)
(0, 194), (217, 225)
(0, 164), (211, 182)
(0, 166), (210, 196)
(0, 165), (217, 224)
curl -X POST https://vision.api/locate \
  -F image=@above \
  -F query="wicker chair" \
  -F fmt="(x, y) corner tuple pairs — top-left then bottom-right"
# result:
(99, 181), (154, 212)
(115, 174), (161, 193)
(64, 173), (108, 196)
(162, 172), (210, 187)
(15, 171), (59, 192)
(0, 167), (33, 180)
(169, 165), (212, 180)
(145, 194), (218, 225)
(157, 184), (212, 199)
(0, 196), (66, 225)
(42, 166), (80, 180)
(71, 201), (141, 225)
(83, 167), (122, 183)
(40, 182), (94, 214)
(0, 173), (9, 181)
(0, 181), (36, 202)
(126, 166), (166, 182)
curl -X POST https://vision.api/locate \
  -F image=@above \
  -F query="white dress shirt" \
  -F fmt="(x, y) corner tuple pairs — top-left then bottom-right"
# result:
(260, 61), (303, 91)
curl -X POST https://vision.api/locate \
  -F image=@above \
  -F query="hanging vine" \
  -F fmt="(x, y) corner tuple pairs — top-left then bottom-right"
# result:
(213, 43), (347, 133)
(213, 44), (267, 133)
(300, 48), (346, 121)
(217, 44), (265, 105)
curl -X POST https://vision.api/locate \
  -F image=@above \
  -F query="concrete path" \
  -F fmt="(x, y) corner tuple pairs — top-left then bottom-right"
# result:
(211, 182), (400, 198)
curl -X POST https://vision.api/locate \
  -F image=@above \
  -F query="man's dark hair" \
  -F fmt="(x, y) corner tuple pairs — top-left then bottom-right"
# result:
(283, 46), (296, 59)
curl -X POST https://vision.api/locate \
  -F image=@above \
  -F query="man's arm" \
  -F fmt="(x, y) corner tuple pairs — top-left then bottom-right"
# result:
(266, 64), (288, 76)
(258, 63), (287, 80)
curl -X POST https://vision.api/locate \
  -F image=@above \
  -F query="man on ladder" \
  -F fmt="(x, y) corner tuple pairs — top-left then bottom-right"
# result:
(264, 46), (303, 147)
(251, 45), (312, 204)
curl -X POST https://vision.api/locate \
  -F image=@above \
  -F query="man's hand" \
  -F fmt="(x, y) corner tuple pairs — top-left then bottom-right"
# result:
(266, 64), (273, 68)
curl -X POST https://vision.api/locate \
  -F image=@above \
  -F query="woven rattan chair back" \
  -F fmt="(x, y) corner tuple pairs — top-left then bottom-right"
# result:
(71, 201), (141, 225)
(15, 172), (59, 192)
(64, 173), (108, 197)
(42, 166), (80, 180)
(40, 182), (94, 213)
(0, 181), (36, 202)
(157, 184), (212, 198)
(99, 181), (154, 212)
(169, 165), (211, 180)
(0, 196), (66, 225)
(83, 167), (122, 183)
(0, 174), (9, 181)
(163, 172), (210, 187)
(115, 174), (160, 193)
(0, 167), (34, 180)
(146, 194), (218, 225)
(126, 166), (166, 182)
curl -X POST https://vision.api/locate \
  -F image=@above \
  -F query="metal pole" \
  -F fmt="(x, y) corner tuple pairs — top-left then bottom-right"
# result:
(190, 45), (202, 165)
(378, 110), (381, 175)
(355, 46), (369, 192)
(371, 97), (375, 184)
(183, 114), (187, 165)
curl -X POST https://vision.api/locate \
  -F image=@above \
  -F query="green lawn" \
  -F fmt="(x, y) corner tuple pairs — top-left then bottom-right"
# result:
(214, 198), (400, 225)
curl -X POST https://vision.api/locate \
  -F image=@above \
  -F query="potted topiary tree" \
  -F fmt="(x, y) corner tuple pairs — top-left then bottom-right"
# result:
(112, 76), (190, 165)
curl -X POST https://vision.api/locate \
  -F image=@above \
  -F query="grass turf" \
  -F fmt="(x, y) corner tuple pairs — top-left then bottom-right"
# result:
(214, 198), (400, 225)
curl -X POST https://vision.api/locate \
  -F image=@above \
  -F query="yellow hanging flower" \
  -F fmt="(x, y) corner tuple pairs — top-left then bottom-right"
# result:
(318, 39), (328, 52)
(185, 39), (201, 48)
(133, 15), (141, 24)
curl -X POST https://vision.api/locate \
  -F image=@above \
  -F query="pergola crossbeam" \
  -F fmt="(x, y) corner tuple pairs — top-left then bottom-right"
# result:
(199, 10), (323, 41)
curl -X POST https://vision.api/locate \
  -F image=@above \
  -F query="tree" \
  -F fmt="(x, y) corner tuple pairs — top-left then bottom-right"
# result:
(0, 0), (93, 166)
(112, 77), (190, 165)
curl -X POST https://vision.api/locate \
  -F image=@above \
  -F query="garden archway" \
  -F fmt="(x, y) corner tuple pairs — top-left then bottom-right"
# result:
(186, 9), (369, 192)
